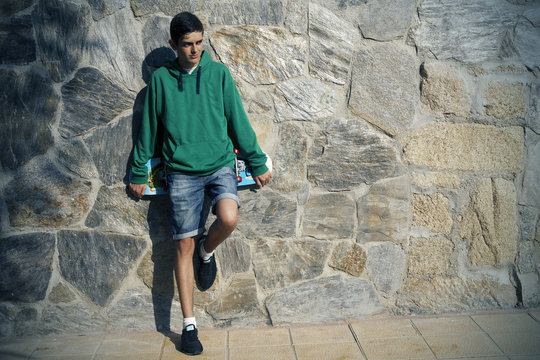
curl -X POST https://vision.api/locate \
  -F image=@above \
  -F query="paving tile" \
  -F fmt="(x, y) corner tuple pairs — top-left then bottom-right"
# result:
(162, 328), (228, 353)
(161, 347), (227, 360)
(423, 333), (503, 359)
(0, 336), (40, 358)
(229, 327), (290, 348)
(509, 355), (540, 360)
(96, 331), (164, 355)
(489, 331), (540, 355)
(351, 318), (417, 339)
(472, 313), (540, 334)
(442, 358), (507, 360)
(30, 334), (103, 358)
(529, 310), (540, 321)
(295, 342), (364, 360)
(229, 345), (295, 360)
(412, 316), (482, 336)
(94, 353), (160, 360)
(290, 324), (355, 345)
(30, 355), (94, 360)
(360, 336), (435, 360)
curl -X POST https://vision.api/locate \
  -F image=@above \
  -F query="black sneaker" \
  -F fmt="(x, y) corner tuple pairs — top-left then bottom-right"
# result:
(196, 238), (217, 291)
(179, 324), (203, 356)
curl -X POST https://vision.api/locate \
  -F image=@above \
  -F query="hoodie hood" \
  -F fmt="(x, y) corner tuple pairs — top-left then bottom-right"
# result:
(164, 50), (211, 95)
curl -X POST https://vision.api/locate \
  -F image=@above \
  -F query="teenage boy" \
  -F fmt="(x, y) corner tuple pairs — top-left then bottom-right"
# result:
(129, 12), (272, 356)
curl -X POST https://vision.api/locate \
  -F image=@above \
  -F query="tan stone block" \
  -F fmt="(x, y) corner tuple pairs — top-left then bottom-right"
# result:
(229, 346), (296, 360)
(411, 172), (461, 189)
(424, 333), (502, 358)
(329, 242), (367, 277)
(403, 123), (524, 173)
(295, 343), (363, 360)
(485, 82), (528, 120)
(460, 178), (518, 266)
(360, 336), (435, 360)
(351, 318), (417, 339)
(408, 236), (454, 276)
(421, 61), (472, 118)
(229, 327), (290, 348)
(412, 193), (453, 234)
(412, 316), (482, 335)
(291, 324), (355, 345)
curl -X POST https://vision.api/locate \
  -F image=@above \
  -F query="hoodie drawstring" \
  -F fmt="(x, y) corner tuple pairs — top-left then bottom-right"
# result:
(196, 67), (201, 95)
(177, 67), (201, 95)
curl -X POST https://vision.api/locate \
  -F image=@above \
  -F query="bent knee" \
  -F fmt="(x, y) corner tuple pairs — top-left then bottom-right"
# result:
(218, 213), (238, 231)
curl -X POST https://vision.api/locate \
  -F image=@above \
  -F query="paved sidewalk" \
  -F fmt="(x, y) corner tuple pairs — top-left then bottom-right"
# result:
(1, 309), (539, 360)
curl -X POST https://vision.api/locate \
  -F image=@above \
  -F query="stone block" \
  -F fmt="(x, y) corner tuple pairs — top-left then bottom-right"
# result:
(209, 0), (283, 25)
(412, 193), (453, 234)
(32, 0), (92, 82)
(273, 78), (340, 122)
(517, 272), (540, 307)
(408, 237), (454, 277)
(85, 115), (136, 185)
(484, 82), (528, 121)
(237, 190), (297, 239)
(87, 0), (127, 20)
(87, 7), (146, 91)
(358, 0), (416, 41)
(271, 122), (307, 192)
(0, 303), (39, 336)
(409, 0), (516, 62)
(39, 303), (107, 335)
(0, 233), (55, 302)
(206, 274), (267, 326)
(56, 138), (98, 179)
(461, 178), (518, 266)
(303, 193), (355, 240)
(0, 0), (33, 19)
(358, 176), (411, 244)
(501, 16), (540, 69)
(411, 172), (461, 189)
(0, 66), (57, 169)
(6, 158), (92, 228)
(329, 242), (366, 277)
(265, 275), (382, 325)
(397, 276), (517, 313)
(130, 0), (181, 17)
(308, 118), (397, 191)
(141, 16), (176, 81)
(210, 26), (307, 85)
(285, 0), (307, 34)
(57, 230), (146, 307)
(308, 3), (357, 84)
(60, 67), (134, 138)
(366, 243), (405, 297)
(403, 123), (524, 173)
(0, 16), (36, 64)
(519, 140), (540, 207)
(252, 239), (330, 289)
(137, 242), (176, 300)
(349, 42), (418, 136)
(217, 233), (251, 279)
(420, 61), (471, 118)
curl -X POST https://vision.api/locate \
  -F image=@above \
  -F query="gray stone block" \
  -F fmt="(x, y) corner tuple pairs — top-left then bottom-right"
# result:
(266, 275), (382, 325)
(0, 233), (55, 302)
(57, 230), (146, 307)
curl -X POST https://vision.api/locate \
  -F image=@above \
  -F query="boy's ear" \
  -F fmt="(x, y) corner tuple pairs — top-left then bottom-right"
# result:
(168, 39), (176, 50)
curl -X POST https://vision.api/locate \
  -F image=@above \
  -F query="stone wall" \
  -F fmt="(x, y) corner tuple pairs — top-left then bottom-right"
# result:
(1, 0), (539, 335)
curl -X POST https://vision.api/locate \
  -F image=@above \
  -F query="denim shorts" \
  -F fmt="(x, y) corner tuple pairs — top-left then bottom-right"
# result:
(167, 166), (239, 240)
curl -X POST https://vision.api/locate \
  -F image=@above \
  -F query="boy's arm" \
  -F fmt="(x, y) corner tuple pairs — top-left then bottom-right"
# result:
(222, 69), (269, 177)
(129, 77), (160, 197)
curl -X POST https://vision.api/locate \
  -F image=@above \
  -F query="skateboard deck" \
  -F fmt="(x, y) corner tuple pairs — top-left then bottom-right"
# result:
(130, 150), (271, 196)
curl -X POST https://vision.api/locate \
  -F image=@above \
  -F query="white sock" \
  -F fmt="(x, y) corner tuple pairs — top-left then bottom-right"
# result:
(183, 317), (196, 329)
(199, 239), (214, 261)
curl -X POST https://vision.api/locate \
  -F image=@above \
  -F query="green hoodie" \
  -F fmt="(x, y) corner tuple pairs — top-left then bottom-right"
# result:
(131, 51), (268, 184)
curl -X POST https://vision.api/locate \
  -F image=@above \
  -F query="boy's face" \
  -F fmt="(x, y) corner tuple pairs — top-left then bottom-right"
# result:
(169, 31), (204, 69)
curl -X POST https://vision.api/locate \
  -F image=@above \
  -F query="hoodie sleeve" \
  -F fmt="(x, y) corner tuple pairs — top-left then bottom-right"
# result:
(131, 75), (160, 184)
(222, 68), (269, 177)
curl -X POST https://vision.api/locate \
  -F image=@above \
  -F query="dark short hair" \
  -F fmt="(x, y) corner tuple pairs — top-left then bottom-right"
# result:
(170, 12), (204, 44)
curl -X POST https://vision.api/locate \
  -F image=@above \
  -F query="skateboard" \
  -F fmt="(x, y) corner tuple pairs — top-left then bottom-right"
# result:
(130, 150), (272, 195)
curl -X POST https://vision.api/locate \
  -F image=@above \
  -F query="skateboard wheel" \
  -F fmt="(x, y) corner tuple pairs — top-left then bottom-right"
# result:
(237, 176), (242, 183)
(233, 148), (240, 155)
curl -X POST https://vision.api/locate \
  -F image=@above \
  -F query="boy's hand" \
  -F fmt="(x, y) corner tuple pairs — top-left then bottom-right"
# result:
(129, 183), (147, 198)
(254, 170), (272, 189)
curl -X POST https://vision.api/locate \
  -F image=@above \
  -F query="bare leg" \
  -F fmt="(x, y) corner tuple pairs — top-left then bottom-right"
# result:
(203, 198), (238, 253)
(173, 237), (195, 319)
